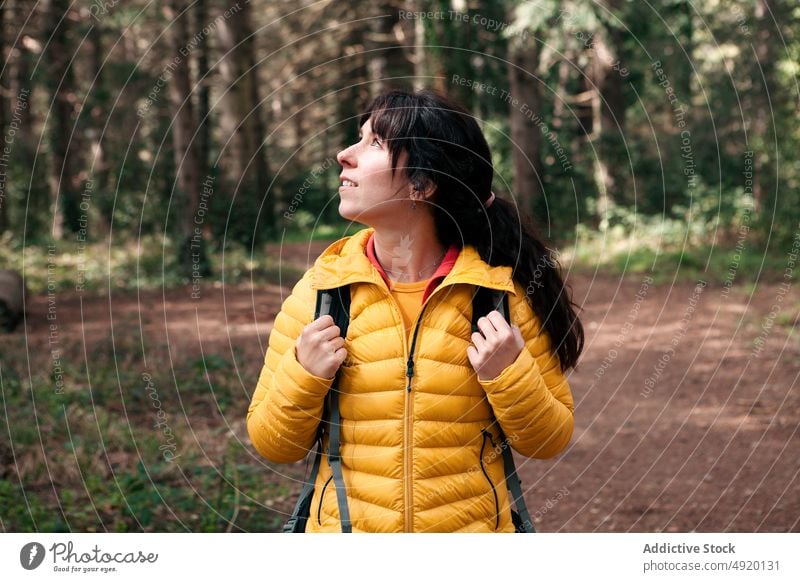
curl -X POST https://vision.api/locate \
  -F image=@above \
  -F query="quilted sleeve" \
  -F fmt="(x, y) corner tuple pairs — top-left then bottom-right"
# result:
(246, 268), (335, 463)
(477, 284), (575, 459)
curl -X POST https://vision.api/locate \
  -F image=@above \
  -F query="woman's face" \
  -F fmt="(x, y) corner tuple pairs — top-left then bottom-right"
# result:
(336, 117), (414, 225)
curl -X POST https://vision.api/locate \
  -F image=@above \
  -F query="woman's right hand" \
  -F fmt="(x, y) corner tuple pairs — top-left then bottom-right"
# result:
(295, 315), (348, 379)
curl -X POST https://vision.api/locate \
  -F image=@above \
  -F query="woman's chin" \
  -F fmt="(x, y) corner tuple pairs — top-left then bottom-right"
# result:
(338, 201), (358, 222)
(339, 204), (375, 227)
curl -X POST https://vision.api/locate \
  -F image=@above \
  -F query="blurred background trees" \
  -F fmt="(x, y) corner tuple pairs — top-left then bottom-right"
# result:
(0, 0), (798, 279)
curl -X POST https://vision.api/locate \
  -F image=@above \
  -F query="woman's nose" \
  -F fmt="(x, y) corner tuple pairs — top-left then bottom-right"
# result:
(337, 144), (355, 167)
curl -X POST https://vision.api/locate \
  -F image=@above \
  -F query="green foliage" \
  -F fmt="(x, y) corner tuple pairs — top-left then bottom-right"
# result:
(566, 192), (792, 285)
(506, 0), (565, 36)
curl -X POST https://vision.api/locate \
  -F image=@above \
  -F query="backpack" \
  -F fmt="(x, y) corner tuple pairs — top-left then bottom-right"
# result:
(282, 285), (535, 533)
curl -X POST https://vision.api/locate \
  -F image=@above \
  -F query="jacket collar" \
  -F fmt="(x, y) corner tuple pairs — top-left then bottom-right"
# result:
(312, 227), (517, 298)
(365, 232), (461, 303)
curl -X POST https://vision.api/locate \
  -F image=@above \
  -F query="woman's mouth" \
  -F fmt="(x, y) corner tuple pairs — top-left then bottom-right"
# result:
(339, 178), (358, 190)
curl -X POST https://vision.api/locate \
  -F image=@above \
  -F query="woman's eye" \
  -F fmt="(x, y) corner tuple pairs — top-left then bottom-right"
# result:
(371, 137), (381, 147)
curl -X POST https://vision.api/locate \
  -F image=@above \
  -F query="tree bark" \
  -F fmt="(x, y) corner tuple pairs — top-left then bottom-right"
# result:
(167, 0), (205, 276)
(589, 10), (627, 211)
(8, 0), (41, 240)
(0, 2), (8, 233)
(195, 0), (210, 181)
(366, 2), (414, 96)
(45, 0), (81, 239)
(551, 58), (571, 131)
(216, 0), (271, 241)
(86, 18), (111, 237)
(751, 0), (785, 214)
(507, 38), (543, 214)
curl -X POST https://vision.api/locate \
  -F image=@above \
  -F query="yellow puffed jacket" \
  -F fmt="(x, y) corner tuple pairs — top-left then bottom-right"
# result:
(247, 227), (574, 532)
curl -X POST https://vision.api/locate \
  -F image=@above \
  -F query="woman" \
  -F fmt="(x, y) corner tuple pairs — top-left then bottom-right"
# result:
(247, 89), (583, 533)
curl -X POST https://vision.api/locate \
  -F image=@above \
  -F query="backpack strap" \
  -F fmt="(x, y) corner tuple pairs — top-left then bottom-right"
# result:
(472, 287), (536, 533)
(282, 433), (323, 533)
(471, 286), (510, 334)
(314, 286), (352, 533)
(502, 438), (535, 533)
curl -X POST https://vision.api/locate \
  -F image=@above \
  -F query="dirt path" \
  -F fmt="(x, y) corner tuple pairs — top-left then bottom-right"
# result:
(527, 273), (798, 532)
(18, 240), (800, 532)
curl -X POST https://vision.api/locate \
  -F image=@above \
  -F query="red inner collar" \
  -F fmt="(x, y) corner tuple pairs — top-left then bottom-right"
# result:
(365, 232), (460, 303)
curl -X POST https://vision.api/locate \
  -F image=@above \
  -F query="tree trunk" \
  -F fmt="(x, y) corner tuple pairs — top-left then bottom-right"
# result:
(45, 0), (81, 239)
(244, 12), (271, 240)
(366, 2), (414, 96)
(336, 19), (369, 160)
(507, 39), (543, 214)
(167, 0), (205, 277)
(195, 0), (212, 239)
(0, 269), (26, 332)
(0, 2), (8, 233)
(87, 19), (111, 237)
(195, 0), (210, 178)
(9, 0), (41, 240)
(551, 59), (571, 131)
(411, 0), (426, 91)
(751, 0), (784, 215)
(216, 2), (261, 182)
(590, 10), (628, 211)
(216, 0), (271, 242)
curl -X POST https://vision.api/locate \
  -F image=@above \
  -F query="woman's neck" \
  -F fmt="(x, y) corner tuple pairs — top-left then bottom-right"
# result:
(372, 226), (447, 283)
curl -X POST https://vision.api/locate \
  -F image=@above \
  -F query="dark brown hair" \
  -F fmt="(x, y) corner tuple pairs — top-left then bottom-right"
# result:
(359, 88), (584, 371)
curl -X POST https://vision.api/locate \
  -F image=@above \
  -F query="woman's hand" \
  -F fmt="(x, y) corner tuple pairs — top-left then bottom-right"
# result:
(467, 311), (526, 381)
(295, 315), (348, 379)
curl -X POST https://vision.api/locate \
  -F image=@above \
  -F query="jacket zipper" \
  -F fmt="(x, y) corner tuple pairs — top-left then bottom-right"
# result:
(317, 474), (334, 526)
(336, 277), (507, 532)
(383, 289), (433, 533)
(480, 428), (500, 530)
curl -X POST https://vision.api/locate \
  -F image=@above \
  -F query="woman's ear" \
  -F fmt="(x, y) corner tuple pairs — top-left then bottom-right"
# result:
(411, 177), (436, 201)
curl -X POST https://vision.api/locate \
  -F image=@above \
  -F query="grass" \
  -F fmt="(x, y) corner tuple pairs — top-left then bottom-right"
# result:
(0, 328), (302, 532)
(0, 228), (350, 296)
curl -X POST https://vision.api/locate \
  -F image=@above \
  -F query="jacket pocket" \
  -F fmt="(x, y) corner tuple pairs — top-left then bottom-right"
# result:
(479, 428), (500, 530)
(317, 475), (334, 526)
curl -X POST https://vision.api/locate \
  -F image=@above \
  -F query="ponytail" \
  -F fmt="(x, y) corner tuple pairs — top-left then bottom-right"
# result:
(471, 196), (584, 372)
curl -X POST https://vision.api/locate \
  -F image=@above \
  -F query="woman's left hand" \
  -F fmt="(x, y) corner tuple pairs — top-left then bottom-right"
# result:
(467, 311), (526, 381)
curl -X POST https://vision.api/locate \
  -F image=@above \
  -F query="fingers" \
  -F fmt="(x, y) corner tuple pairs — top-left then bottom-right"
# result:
(471, 331), (488, 352)
(471, 312), (518, 372)
(466, 344), (479, 367)
(317, 324), (343, 341)
(309, 314), (334, 329)
(305, 315), (342, 341)
(475, 311), (511, 341)
(295, 314), (349, 378)
(333, 345), (348, 363)
(486, 310), (510, 330)
(328, 336), (345, 350)
(511, 324), (525, 349)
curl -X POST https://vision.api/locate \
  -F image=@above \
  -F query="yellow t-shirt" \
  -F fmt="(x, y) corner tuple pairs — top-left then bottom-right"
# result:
(388, 278), (429, 344)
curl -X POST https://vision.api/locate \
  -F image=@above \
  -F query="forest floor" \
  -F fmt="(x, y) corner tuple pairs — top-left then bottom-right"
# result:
(11, 239), (800, 532)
